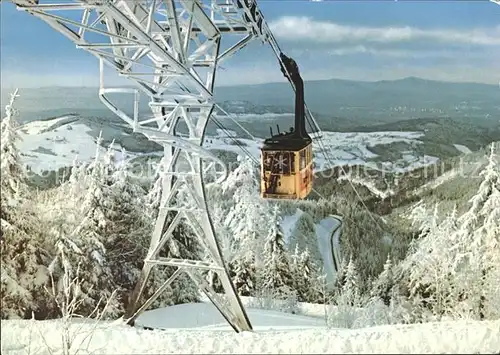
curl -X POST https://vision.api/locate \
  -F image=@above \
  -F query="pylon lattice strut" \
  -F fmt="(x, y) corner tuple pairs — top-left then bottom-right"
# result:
(12, 0), (279, 332)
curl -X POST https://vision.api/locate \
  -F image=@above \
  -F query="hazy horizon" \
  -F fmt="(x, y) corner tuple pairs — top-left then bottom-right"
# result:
(1, 74), (498, 91)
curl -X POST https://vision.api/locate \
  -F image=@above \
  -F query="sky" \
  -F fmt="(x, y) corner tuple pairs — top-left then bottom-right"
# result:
(1, 0), (500, 88)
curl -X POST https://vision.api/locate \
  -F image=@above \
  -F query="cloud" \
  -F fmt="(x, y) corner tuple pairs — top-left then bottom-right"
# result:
(325, 45), (495, 61)
(269, 16), (500, 46)
(327, 46), (430, 58)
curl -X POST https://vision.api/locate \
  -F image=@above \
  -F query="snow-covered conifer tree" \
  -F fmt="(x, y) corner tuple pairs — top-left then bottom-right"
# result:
(0, 90), (55, 319)
(289, 245), (323, 303)
(289, 213), (322, 267)
(465, 143), (500, 319)
(223, 156), (269, 259)
(444, 145), (500, 320)
(332, 256), (348, 294)
(98, 148), (153, 308)
(231, 258), (256, 296)
(142, 155), (202, 305)
(46, 140), (120, 317)
(222, 156), (270, 294)
(336, 197), (387, 284)
(409, 202), (440, 239)
(1, 89), (26, 223)
(402, 144), (500, 321)
(260, 204), (294, 295)
(459, 143), (500, 233)
(205, 202), (235, 293)
(403, 205), (465, 320)
(371, 254), (394, 305)
(145, 156), (167, 223)
(289, 244), (304, 295)
(165, 217), (203, 304)
(0, 223), (53, 319)
(340, 256), (363, 307)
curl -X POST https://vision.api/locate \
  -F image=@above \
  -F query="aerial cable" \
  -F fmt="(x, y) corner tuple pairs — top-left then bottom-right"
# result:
(211, 118), (255, 160)
(210, 116), (259, 164)
(256, 24), (386, 231)
(210, 116), (377, 247)
(210, 112), (381, 236)
(206, 3), (385, 231)
(214, 104), (256, 141)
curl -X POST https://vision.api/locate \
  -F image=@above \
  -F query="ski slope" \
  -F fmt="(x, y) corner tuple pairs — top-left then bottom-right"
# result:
(2, 302), (499, 354)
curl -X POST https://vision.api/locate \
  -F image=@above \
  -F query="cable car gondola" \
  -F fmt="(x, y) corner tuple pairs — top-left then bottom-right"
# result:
(260, 53), (313, 200)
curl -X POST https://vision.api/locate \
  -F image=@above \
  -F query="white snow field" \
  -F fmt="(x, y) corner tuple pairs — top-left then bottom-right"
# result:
(281, 208), (305, 242)
(18, 115), (127, 174)
(204, 129), (440, 173)
(2, 302), (500, 354)
(337, 173), (395, 199)
(135, 302), (326, 330)
(454, 143), (472, 154)
(18, 115), (440, 175)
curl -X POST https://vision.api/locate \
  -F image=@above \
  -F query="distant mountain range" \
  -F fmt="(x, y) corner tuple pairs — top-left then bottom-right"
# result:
(2, 76), (497, 124)
(216, 76), (498, 115)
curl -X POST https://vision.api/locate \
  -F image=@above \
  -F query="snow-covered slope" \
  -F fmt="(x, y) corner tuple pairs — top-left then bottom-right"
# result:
(337, 173), (395, 199)
(18, 115), (128, 174)
(206, 129), (439, 173)
(2, 302), (499, 354)
(203, 129), (262, 159)
(453, 143), (472, 154)
(281, 208), (304, 243)
(17, 115), (439, 176)
(316, 131), (438, 173)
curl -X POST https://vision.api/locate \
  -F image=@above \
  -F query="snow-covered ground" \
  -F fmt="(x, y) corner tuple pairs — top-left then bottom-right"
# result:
(17, 115), (440, 176)
(374, 152), (439, 174)
(414, 168), (459, 195)
(2, 302), (499, 354)
(18, 115), (127, 174)
(315, 131), (439, 173)
(206, 129), (440, 173)
(204, 129), (263, 159)
(217, 112), (293, 121)
(413, 153), (486, 196)
(281, 208), (304, 242)
(454, 143), (472, 154)
(135, 302), (326, 330)
(337, 173), (395, 199)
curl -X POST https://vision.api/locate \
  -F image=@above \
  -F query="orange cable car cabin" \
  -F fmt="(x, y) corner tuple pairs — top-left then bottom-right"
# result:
(260, 53), (313, 200)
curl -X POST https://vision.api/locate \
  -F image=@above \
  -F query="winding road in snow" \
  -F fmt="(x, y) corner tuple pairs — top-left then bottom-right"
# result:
(315, 215), (343, 288)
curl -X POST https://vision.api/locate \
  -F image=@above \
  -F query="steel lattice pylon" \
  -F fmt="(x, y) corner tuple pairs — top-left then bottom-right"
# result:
(12, 0), (276, 332)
